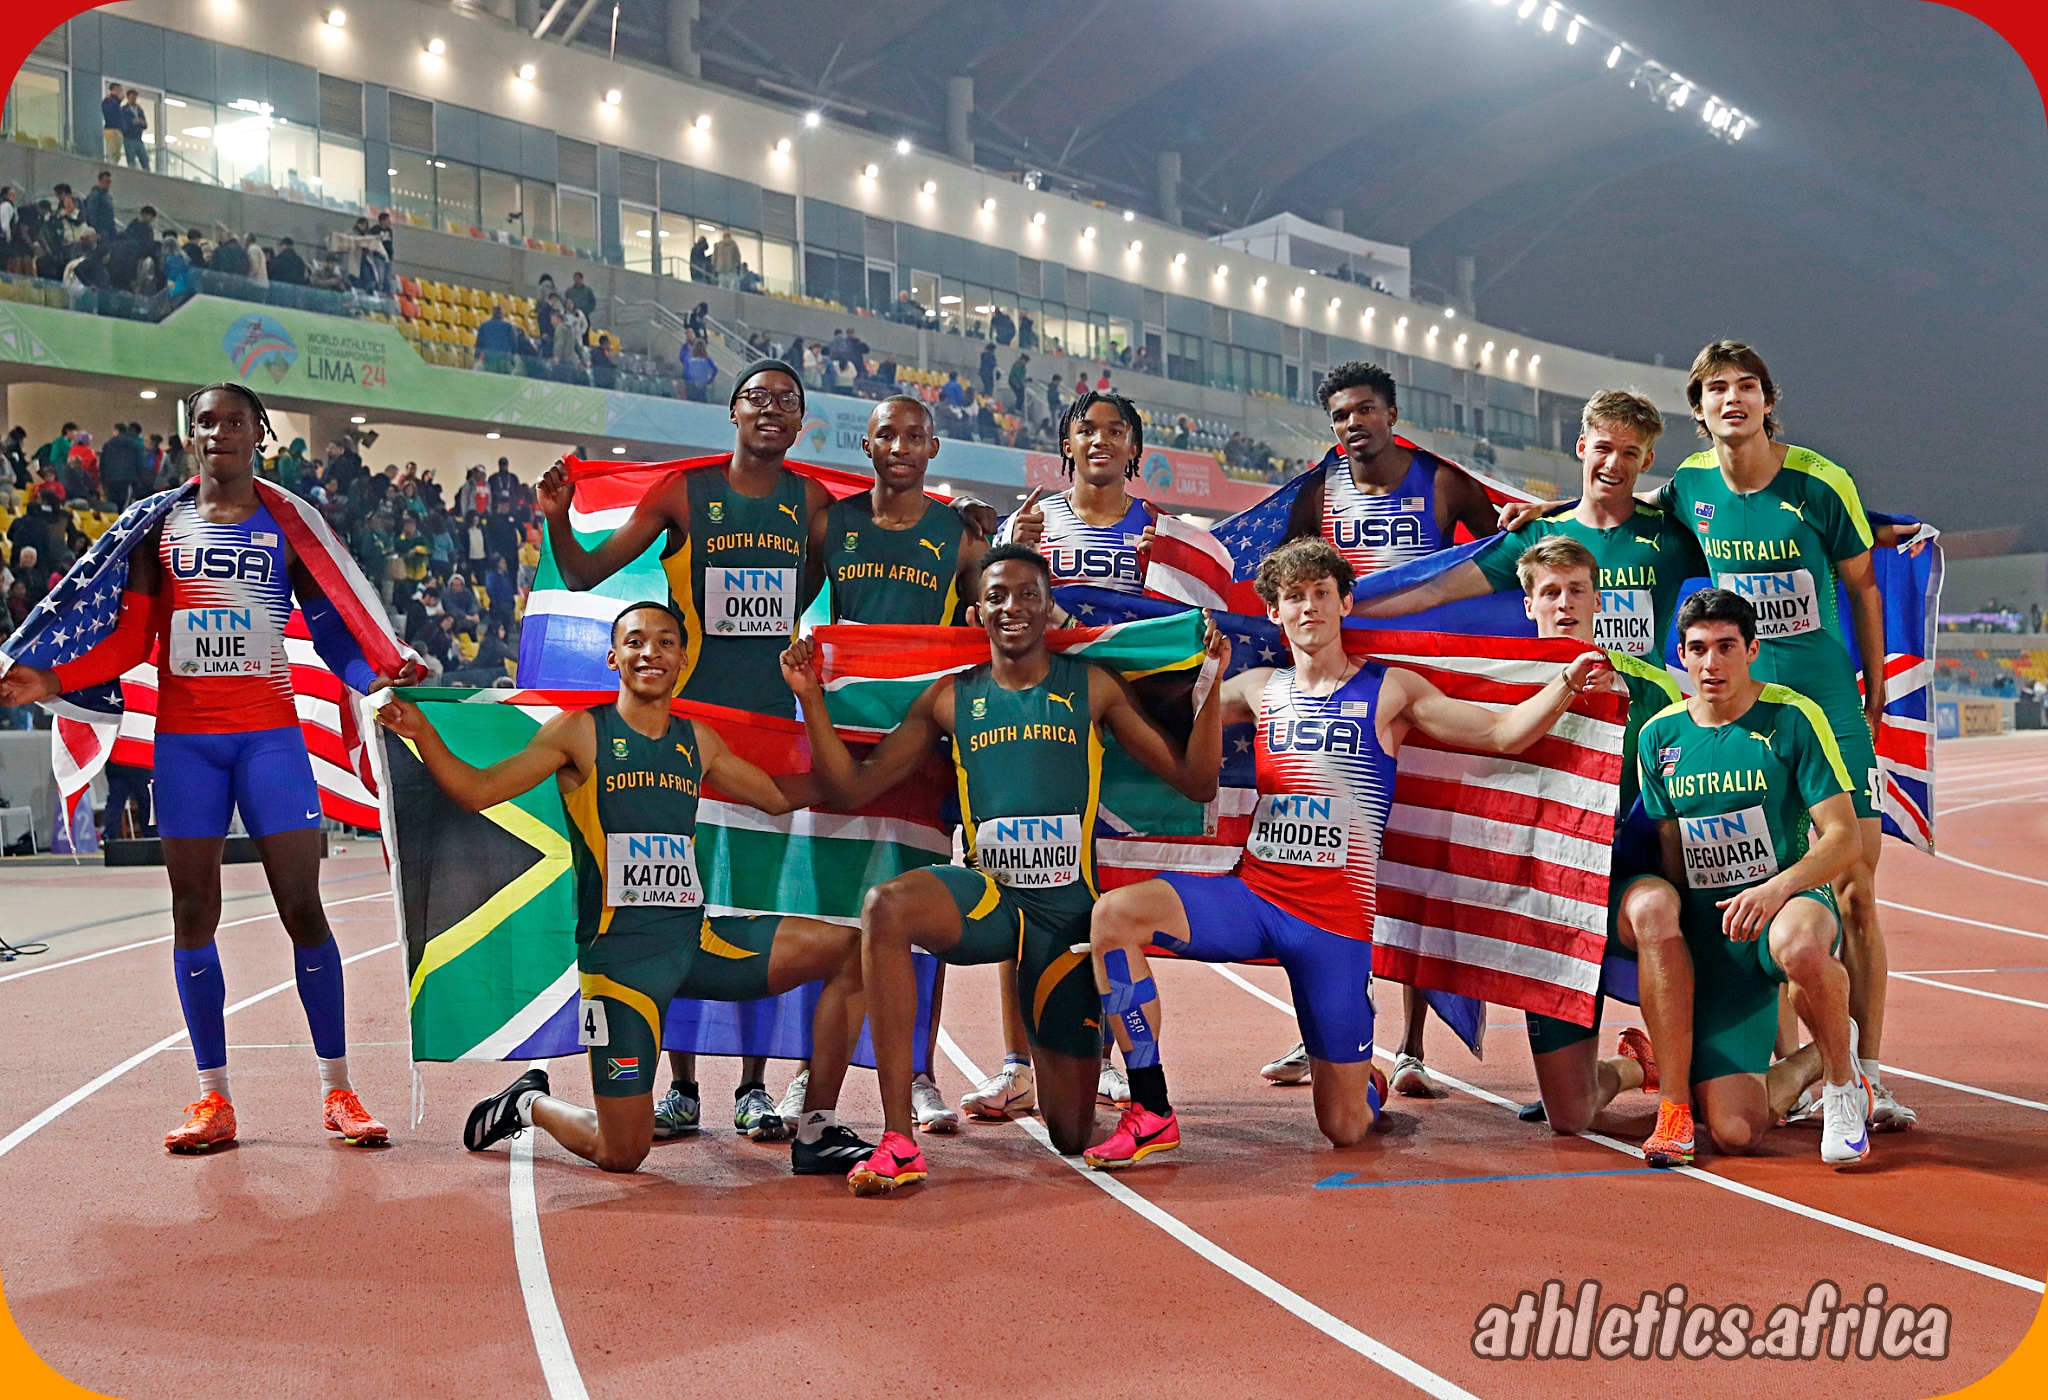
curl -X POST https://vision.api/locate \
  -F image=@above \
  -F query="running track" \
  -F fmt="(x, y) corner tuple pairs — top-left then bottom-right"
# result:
(2, 733), (2046, 1397)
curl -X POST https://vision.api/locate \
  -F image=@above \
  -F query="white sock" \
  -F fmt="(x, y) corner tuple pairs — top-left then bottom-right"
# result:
(198, 1066), (231, 1102)
(318, 1055), (351, 1095)
(1857, 1056), (1882, 1086)
(515, 1089), (544, 1127)
(797, 1108), (835, 1144)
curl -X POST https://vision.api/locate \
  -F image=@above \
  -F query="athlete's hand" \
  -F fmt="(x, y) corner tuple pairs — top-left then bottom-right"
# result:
(1717, 879), (1789, 944)
(1009, 486), (1047, 549)
(1497, 499), (1547, 533)
(779, 638), (823, 700)
(1136, 498), (1158, 564)
(1561, 651), (1612, 695)
(0, 665), (58, 708)
(374, 695), (431, 742)
(536, 460), (575, 521)
(952, 497), (1000, 540)
(1201, 613), (1231, 671)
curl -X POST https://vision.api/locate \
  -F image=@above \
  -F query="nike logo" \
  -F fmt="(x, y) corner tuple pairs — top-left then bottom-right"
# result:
(188, 969), (205, 978)
(918, 539), (944, 560)
(1779, 502), (1806, 521)
(1132, 1123), (1172, 1147)
(1358, 1042), (1372, 1053)
(1047, 691), (1075, 712)
(305, 810), (321, 820)
(777, 503), (800, 523)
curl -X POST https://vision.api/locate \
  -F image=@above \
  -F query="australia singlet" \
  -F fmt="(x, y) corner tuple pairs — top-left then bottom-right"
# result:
(564, 705), (705, 944)
(824, 493), (965, 624)
(1002, 490), (1149, 594)
(1322, 451), (1445, 576)
(156, 496), (297, 734)
(1239, 664), (1399, 940)
(669, 467), (808, 718)
(952, 651), (1104, 913)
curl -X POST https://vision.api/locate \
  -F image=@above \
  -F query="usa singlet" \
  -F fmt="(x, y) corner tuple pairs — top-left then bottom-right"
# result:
(1239, 664), (1399, 940)
(1321, 452), (1445, 576)
(157, 496), (297, 734)
(1003, 490), (1149, 594)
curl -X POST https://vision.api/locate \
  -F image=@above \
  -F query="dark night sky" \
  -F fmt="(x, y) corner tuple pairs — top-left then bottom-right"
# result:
(1469, 2), (2048, 538)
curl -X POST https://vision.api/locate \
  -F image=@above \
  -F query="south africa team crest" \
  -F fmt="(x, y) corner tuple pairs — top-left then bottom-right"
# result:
(971, 697), (987, 719)
(844, 532), (860, 552)
(707, 501), (724, 522)
(612, 737), (630, 758)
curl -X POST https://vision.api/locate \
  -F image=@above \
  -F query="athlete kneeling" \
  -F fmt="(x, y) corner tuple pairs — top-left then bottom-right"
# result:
(1084, 538), (1611, 1165)
(376, 602), (875, 1177)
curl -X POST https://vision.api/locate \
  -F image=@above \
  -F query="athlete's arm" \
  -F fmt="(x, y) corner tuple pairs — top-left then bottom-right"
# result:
(692, 718), (807, 816)
(1495, 497), (1578, 532)
(286, 550), (414, 691)
(780, 639), (947, 806)
(377, 699), (588, 810)
(19, 524), (167, 700)
(1281, 473), (1324, 542)
(1716, 791), (1860, 943)
(1090, 625), (1228, 802)
(952, 533), (990, 622)
(798, 477), (835, 609)
(537, 461), (682, 590)
(1378, 652), (1611, 757)
(1439, 465), (1500, 540)
(1214, 664), (1272, 728)
(1836, 549), (1888, 735)
(1350, 559), (1491, 619)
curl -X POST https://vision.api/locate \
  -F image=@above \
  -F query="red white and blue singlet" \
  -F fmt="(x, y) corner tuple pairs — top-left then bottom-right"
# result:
(157, 497), (297, 735)
(1321, 452), (1444, 576)
(1238, 663), (1399, 942)
(1002, 490), (1150, 594)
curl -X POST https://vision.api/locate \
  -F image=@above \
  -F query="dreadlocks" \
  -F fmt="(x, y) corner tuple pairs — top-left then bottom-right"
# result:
(181, 381), (278, 447)
(1055, 389), (1145, 480)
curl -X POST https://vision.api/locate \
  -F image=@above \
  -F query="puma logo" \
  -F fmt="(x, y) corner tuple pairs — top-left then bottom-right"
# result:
(675, 744), (694, 763)
(777, 503), (800, 524)
(1779, 501), (1806, 521)
(1751, 730), (1775, 750)
(918, 538), (945, 561)
(1047, 691), (1075, 712)
(1634, 536), (1660, 551)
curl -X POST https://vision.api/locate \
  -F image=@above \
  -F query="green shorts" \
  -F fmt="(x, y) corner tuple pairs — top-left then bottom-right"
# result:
(1525, 870), (1667, 1056)
(575, 914), (782, 1097)
(927, 864), (1102, 1061)
(1795, 671), (1881, 821)
(1685, 886), (1840, 1083)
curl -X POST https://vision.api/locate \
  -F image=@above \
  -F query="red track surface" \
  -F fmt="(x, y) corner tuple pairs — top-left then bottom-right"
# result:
(2, 733), (2046, 1398)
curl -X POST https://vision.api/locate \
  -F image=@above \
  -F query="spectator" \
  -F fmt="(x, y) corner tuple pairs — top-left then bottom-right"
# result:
(62, 432), (97, 500)
(209, 231), (250, 278)
(474, 305), (519, 371)
(395, 514), (430, 583)
(374, 211), (395, 288)
(711, 230), (741, 286)
(121, 89), (150, 171)
(686, 302), (709, 337)
(8, 492), (56, 561)
(978, 342), (998, 396)
(119, 203), (156, 248)
(13, 546), (49, 610)
(589, 333), (617, 389)
(737, 262), (763, 294)
(564, 270), (596, 322)
(99, 421), (144, 509)
(34, 424), (76, 476)
(990, 305), (1015, 346)
(469, 617), (517, 680)
(158, 233), (194, 297)
(442, 571), (479, 628)
(309, 254), (350, 293)
(455, 465), (489, 517)
(537, 292), (561, 356)
(483, 554), (517, 622)
(1018, 311), (1037, 350)
(683, 340), (718, 401)
(1046, 374), (1064, 422)
(940, 372), (967, 408)
(553, 300), (588, 370)
(104, 228), (145, 294)
(1095, 368), (1112, 392)
(3, 426), (26, 491)
(154, 435), (189, 491)
(100, 82), (126, 164)
(689, 235), (712, 282)
(81, 172), (116, 240)
(426, 514), (457, 580)
(273, 437), (307, 495)
(268, 236), (307, 285)
(488, 457), (521, 506)
(484, 503), (521, 564)
(1008, 352), (1030, 412)
(244, 233), (268, 286)
(181, 229), (208, 270)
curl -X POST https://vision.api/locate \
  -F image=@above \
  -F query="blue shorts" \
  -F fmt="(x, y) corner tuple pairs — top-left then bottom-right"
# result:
(154, 727), (322, 840)
(1156, 872), (1374, 1064)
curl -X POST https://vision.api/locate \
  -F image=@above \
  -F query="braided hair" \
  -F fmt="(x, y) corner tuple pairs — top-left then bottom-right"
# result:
(180, 381), (278, 447)
(1055, 389), (1144, 479)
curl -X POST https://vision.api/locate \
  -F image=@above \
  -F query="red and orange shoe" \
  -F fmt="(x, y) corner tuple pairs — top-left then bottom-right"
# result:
(323, 1088), (389, 1147)
(1367, 1063), (1390, 1126)
(1083, 1104), (1180, 1170)
(1616, 1027), (1659, 1094)
(847, 1130), (928, 1197)
(1642, 1100), (1696, 1169)
(164, 1092), (238, 1154)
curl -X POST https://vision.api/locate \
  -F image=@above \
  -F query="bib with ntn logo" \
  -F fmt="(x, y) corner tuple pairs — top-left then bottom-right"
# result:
(603, 831), (702, 907)
(675, 465), (809, 717)
(567, 704), (705, 943)
(155, 496), (298, 733)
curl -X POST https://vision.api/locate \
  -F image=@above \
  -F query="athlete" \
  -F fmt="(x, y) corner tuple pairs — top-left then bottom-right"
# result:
(1083, 537), (1610, 1165)
(377, 602), (877, 1177)
(1264, 359), (1501, 1096)
(0, 382), (413, 1153)
(780, 543), (1224, 1194)
(1637, 588), (1871, 1165)
(1508, 537), (1698, 1167)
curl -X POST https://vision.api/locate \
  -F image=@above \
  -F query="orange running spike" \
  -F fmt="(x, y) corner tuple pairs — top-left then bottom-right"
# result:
(323, 1088), (390, 1146)
(164, 1092), (238, 1154)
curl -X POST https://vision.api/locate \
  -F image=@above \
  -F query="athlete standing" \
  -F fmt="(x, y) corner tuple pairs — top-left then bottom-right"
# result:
(1083, 538), (1609, 1165)
(0, 383), (413, 1153)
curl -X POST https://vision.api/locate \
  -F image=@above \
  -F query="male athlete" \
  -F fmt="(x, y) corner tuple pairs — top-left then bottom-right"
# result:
(1264, 359), (1502, 1096)
(0, 383), (413, 1153)
(1509, 537), (1697, 1167)
(1083, 538), (1610, 1165)
(780, 543), (1224, 1193)
(1637, 588), (1871, 1164)
(376, 602), (877, 1176)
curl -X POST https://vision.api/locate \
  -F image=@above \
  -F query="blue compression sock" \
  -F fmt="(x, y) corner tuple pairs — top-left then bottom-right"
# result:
(292, 936), (348, 1060)
(1101, 948), (1160, 1069)
(174, 944), (228, 1073)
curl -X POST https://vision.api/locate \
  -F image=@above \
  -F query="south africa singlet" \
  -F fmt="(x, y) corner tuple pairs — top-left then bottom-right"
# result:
(1321, 451), (1445, 576)
(1239, 664), (1399, 940)
(564, 705), (704, 944)
(824, 493), (965, 624)
(1001, 490), (1149, 594)
(668, 467), (808, 718)
(156, 496), (297, 734)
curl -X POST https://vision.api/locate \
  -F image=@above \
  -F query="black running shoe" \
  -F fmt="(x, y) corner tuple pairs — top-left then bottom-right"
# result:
(791, 1124), (878, 1176)
(466, 1067), (549, 1152)
(1517, 1099), (1547, 1124)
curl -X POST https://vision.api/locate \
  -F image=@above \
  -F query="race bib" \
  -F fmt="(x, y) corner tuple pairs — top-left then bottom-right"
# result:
(1717, 570), (1820, 640)
(1677, 805), (1779, 891)
(604, 832), (702, 908)
(704, 566), (797, 637)
(1595, 588), (1657, 656)
(168, 606), (281, 677)
(1246, 792), (1352, 868)
(577, 997), (610, 1047)
(975, 813), (1082, 888)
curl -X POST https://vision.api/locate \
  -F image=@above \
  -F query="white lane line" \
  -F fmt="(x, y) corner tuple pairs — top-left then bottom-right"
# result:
(1936, 796), (2048, 818)
(509, 1060), (590, 1400)
(1934, 852), (2048, 889)
(1891, 972), (2048, 1011)
(1880, 1065), (2048, 1114)
(1936, 775), (2048, 796)
(0, 890), (393, 986)
(934, 1029), (1478, 1400)
(1202, 965), (2045, 1296)
(0, 941), (397, 1161)
(1879, 900), (2048, 944)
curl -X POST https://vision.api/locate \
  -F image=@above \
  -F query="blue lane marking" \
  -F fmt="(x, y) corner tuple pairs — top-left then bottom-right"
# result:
(1314, 1167), (1673, 1190)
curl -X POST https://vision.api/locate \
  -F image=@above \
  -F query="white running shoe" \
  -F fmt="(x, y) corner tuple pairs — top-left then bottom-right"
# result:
(1097, 1062), (1130, 1108)
(1869, 1079), (1918, 1131)
(1821, 1077), (1874, 1164)
(1390, 1052), (1439, 1098)
(1782, 1086), (1822, 1126)
(960, 1060), (1035, 1119)
(912, 1073), (960, 1134)
(1260, 1041), (1311, 1085)
(775, 1069), (809, 1134)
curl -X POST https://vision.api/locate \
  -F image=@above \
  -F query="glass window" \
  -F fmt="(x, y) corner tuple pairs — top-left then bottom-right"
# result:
(269, 121), (320, 202)
(757, 238), (795, 296)
(910, 270), (939, 319)
(317, 135), (365, 212)
(619, 202), (658, 274)
(558, 187), (599, 254)
(435, 158), (478, 230)
(520, 179), (556, 243)
(938, 278), (967, 337)
(4, 64), (67, 148)
(214, 99), (279, 192)
(157, 94), (218, 186)
(389, 150), (435, 224)
(480, 169), (522, 241)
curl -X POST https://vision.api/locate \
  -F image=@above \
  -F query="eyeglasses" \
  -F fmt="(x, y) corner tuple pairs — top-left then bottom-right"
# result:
(738, 388), (803, 411)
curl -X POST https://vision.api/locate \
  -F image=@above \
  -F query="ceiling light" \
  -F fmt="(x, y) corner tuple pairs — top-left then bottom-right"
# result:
(1672, 84), (1691, 108)
(138, 389), (157, 400)
(604, 89), (622, 106)
(1363, 306), (1375, 318)
(1427, 325), (1439, 337)
(1606, 45), (1622, 67)
(1517, 0), (1537, 17)
(1172, 251), (1187, 266)
(803, 111), (821, 128)
(1123, 210), (1136, 222)
(485, 431), (500, 440)
(1253, 275), (1268, 289)
(1444, 307), (1457, 319)
(863, 163), (879, 178)
(775, 137), (793, 154)
(694, 113), (712, 131)
(1396, 315), (1409, 329)
(426, 37), (446, 56)
(1566, 16), (1581, 43)
(1291, 286), (1305, 299)
(325, 8), (346, 27)
(1529, 355), (1541, 366)
(517, 63), (537, 81)
(350, 415), (367, 424)
(896, 138), (912, 154)
(981, 197), (997, 212)
(1541, 6), (1558, 33)
(387, 166), (397, 175)
(1128, 239), (1143, 253)
(1328, 296), (1342, 310)
(939, 295), (961, 304)
(1031, 211), (1046, 226)
(1483, 340), (1495, 353)
(1214, 263), (1229, 277)
(612, 445), (628, 455)
(1455, 333), (1468, 348)
(1507, 347), (1519, 360)
(1082, 225), (1097, 240)
(922, 179), (938, 195)
(1731, 119), (1748, 140)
